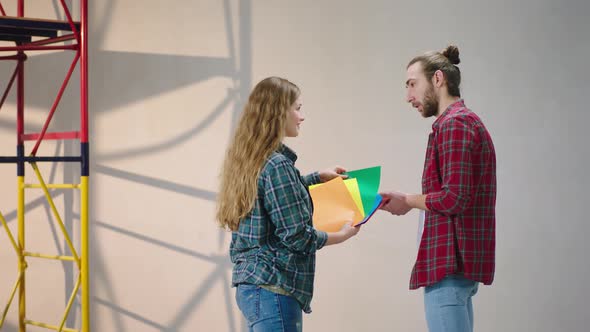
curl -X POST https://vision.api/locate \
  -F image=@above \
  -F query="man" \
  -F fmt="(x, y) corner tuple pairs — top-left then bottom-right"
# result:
(380, 45), (496, 332)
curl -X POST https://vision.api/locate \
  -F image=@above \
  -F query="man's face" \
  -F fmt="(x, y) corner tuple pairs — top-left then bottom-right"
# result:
(406, 62), (439, 118)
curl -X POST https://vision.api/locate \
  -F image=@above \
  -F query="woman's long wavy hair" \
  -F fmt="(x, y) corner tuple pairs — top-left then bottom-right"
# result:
(216, 77), (300, 231)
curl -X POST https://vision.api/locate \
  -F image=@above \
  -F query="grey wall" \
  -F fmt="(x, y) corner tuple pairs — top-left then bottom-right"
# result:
(0, 0), (588, 331)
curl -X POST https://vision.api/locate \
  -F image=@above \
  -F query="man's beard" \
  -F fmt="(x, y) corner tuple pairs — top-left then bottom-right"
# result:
(422, 83), (439, 118)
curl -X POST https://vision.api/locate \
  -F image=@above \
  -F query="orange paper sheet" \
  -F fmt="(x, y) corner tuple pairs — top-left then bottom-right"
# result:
(310, 178), (365, 216)
(308, 177), (364, 232)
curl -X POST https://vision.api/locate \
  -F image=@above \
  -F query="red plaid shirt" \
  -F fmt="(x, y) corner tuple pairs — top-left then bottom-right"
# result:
(411, 99), (496, 289)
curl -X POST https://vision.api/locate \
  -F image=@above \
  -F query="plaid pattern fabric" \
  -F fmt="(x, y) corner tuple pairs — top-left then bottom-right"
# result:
(230, 145), (328, 313)
(411, 99), (496, 289)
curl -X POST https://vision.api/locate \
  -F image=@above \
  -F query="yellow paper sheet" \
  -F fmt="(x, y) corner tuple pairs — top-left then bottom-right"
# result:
(310, 179), (365, 216)
(309, 177), (364, 232)
(343, 178), (365, 216)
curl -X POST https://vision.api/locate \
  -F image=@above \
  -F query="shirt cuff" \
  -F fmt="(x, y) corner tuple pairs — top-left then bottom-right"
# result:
(315, 230), (328, 250)
(304, 172), (322, 186)
(427, 191), (449, 213)
(425, 193), (434, 211)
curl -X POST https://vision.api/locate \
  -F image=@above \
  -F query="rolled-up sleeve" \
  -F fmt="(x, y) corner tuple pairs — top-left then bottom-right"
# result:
(425, 117), (475, 216)
(301, 172), (321, 187)
(263, 161), (326, 254)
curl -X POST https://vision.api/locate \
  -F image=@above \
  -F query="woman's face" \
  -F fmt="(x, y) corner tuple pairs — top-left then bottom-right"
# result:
(285, 96), (304, 137)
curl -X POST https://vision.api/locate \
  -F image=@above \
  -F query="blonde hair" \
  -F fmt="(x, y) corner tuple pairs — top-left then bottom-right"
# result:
(216, 77), (300, 231)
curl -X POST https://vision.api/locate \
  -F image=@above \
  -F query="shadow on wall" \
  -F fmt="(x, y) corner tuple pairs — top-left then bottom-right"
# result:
(0, 0), (252, 331)
(0, 322), (17, 332)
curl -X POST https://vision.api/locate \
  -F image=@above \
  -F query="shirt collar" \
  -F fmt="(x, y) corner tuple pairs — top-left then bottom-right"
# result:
(278, 144), (298, 163)
(432, 99), (465, 130)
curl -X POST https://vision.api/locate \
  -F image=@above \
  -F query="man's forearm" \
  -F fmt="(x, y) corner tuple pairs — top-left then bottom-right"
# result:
(406, 194), (429, 211)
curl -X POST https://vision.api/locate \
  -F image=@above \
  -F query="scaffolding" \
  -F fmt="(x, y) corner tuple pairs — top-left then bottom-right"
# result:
(0, 1), (89, 331)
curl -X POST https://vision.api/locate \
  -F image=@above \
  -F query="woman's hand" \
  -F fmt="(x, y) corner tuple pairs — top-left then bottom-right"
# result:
(325, 221), (361, 246)
(319, 166), (348, 183)
(339, 221), (361, 240)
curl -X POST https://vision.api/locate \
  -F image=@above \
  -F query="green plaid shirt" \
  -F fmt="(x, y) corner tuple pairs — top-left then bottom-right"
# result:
(230, 145), (328, 313)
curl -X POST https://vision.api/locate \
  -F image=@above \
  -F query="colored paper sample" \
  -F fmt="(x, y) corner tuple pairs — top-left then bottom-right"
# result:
(309, 166), (384, 232)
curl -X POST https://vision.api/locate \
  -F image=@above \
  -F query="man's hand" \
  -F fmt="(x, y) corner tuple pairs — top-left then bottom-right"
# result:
(379, 191), (412, 215)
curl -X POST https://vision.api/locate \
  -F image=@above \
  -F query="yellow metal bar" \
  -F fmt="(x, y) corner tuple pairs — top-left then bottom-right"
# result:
(18, 176), (25, 332)
(24, 184), (80, 189)
(0, 211), (21, 253)
(25, 320), (78, 332)
(58, 275), (81, 332)
(30, 162), (80, 267)
(0, 273), (23, 329)
(23, 252), (76, 261)
(80, 176), (89, 332)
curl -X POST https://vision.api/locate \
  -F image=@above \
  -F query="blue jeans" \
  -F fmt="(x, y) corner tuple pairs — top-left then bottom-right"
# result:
(235, 284), (302, 332)
(424, 274), (479, 332)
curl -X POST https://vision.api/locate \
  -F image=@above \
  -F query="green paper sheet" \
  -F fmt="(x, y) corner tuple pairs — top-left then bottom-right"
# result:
(344, 166), (381, 213)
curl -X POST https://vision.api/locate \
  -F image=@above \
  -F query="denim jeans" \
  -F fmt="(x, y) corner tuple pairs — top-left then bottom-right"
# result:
(424, 274), (479, 332)
(235, 284), (302, 332)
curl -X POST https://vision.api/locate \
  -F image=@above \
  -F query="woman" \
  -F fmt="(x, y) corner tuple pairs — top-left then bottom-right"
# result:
(217, 77), (359, 331)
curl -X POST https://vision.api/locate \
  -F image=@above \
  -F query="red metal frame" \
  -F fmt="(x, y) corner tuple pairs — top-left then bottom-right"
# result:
(0, 1), (90, 331)
(30, 51), (80, 155)
(0, 63), (18, 110)
(22, 131), (80, 141)
(80, 0), (88, 143)
(0, 54), (23, 60)
(0, 0), (88, 150)
(27, 33), (76, 46)
(0, 44), (77, 51)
